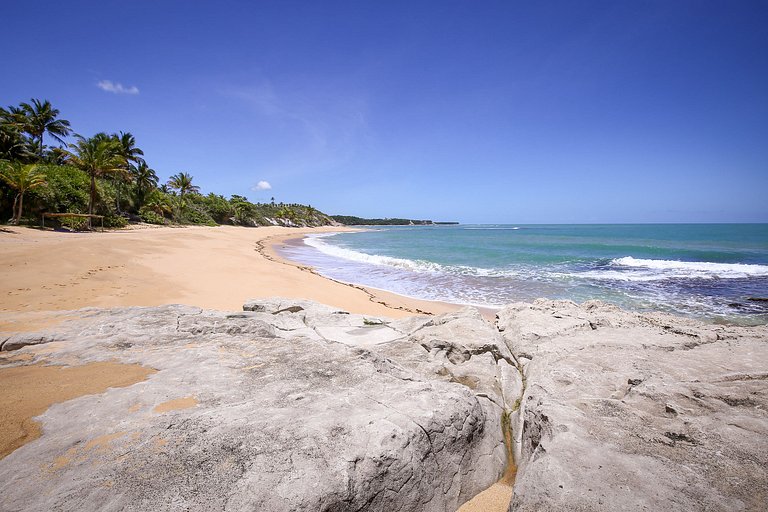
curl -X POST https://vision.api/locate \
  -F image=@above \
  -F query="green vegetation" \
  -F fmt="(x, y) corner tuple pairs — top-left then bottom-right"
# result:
(0, 98), (335, 229)
(0, 162), (47, 224)
(331, 215), (436, 226)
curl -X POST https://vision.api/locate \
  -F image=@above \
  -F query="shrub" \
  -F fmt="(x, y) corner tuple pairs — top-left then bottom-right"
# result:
(104, 214), (128, 228)
(139, 207), (166, 225)
(181, 204), (216, 226)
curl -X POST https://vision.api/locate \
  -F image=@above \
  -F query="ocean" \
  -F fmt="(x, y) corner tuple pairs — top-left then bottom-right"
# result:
(276, 224), (768, 324)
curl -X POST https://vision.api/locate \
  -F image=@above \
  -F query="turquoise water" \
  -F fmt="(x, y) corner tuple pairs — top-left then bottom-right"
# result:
(278, 224), (768, 324)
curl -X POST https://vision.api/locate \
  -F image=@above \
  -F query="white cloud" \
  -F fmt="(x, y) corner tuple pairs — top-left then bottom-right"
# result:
(253, 180), (272, 191)
(96, 80), (140, 95)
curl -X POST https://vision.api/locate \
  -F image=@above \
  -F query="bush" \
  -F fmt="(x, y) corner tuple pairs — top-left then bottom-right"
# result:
(181, 204), (216, 226)
(139, 207), (166, 225)
(28, 164), (89, 215)
(104, 214), (128, 228)
(193, 193), (232, 224)
(59, 216), (89, 231)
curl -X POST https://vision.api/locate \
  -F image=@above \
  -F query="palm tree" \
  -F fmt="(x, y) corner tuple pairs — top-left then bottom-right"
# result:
(0, 107), (33, 161)
(145, 192), (173, 219)
(0, 162), (47, 224)
(115, 132), (144, 166)
(132, 161), (158, 209)
(65, 134), (123, 228)
(167, 172), (199, 218)
(18, 99), (72, 158)
(112, 132), (145, 213)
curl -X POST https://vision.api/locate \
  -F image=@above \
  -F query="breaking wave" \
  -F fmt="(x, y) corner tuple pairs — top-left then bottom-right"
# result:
(609, 256), (768, 279)
(303, 234), (515, 277)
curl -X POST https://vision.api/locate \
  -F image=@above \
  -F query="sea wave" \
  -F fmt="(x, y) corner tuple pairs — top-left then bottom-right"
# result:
(304, 234), (515, 277)
(463, 227), (521, 230)
(610, 256), (768, 278)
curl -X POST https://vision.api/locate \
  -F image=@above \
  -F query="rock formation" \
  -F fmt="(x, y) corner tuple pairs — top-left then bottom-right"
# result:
(1, 298), (766, 511)
(0, 299), (514, 512)
(497, 299), (768, 512)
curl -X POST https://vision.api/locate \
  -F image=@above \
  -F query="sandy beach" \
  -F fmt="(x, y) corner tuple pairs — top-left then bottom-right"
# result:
(0, 224), (462, 333)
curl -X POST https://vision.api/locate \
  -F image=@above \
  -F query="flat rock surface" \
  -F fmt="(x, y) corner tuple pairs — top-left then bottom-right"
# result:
(1, 299), (766, 511)
(497, 300), (768, 512)
(0, 301), (512, 512)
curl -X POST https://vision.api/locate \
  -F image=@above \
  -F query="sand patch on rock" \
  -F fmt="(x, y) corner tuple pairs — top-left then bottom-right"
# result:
(0, 361), (156, 459)
(458, 482), (514, 512)
(153, 396), (198, 413)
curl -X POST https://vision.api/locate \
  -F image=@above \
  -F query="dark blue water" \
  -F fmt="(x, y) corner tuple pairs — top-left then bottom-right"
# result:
(278, 224), (768, 324)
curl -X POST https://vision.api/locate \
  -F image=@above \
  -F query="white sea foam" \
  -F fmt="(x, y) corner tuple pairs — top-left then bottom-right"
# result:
(303, 234), (515, 277)
(463, 227), (521, 230)
(610, 256), (768, 279)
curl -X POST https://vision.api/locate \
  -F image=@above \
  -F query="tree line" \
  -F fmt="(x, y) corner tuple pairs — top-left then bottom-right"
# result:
(0, 98), (332, 229)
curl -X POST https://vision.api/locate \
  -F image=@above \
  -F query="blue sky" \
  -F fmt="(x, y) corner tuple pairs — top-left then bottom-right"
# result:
(4, 1), (767, 223)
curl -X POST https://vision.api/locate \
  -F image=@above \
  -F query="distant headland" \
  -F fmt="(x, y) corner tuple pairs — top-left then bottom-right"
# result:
(331, 215), (459, 226)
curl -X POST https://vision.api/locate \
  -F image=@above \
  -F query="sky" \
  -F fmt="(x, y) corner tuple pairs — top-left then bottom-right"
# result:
(3, 0), (768, 223)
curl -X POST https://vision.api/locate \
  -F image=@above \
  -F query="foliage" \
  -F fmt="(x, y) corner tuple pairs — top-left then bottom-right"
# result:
(180, 204), (217, 226)
(139, 207), (167, 225)
(59, 215), (89, 231)
(187, 193), (231, 224)
(331, 215), (435, 225)
(104, 213), (129, 228)
(132, 161), (158, 210)
(0, 162), (48, 224)
(15, 99), (72, 158)
(1, 97), (338, 229)
(65, 133), (125, 224)
(29, 164), (89, 215)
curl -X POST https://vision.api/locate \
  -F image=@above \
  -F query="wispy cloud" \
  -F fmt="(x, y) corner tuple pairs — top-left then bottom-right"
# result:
(224, 81), (368, 179)
(253, 180), (272, 191)
(97, 80), (140, 95)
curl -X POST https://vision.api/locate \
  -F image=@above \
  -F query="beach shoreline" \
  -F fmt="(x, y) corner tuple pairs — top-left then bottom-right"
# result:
(0, 224), (467, 334)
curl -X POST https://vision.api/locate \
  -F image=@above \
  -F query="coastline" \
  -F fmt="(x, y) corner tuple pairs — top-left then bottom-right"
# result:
(2, 224), (767, 512)
(261, 232), (498, 319)
(0, 224), (464, 334)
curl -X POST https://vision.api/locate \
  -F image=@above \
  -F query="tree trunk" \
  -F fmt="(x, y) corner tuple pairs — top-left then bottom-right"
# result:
(88, 173), (95, 229)
(16, 192), (24, 225)
(10, 194), (20, 224)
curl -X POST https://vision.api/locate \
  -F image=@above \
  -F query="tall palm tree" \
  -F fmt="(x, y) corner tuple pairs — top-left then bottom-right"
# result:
(111, 132), (145, 213)
(115, 132), (144, 167)
(133, 161), (158, 209)
(168, 172), (200, 218)
(18, 99), (72, 158)
(0, 107), (33, 161)
(0, 162), (47, 224)
(65, 134), (123, 228)
(145, 192), (173, 219)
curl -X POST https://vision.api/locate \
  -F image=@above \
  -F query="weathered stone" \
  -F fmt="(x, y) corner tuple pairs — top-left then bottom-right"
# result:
(496, 301), (768, 512)
(2, 298), (765, 511)
(0, 301), (513, 512)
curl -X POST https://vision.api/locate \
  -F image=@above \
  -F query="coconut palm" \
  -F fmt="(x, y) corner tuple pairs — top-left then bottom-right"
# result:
(65, 134), (123, 228)
(144, 191), (173, 219)
(0, 162), (47, 224)
(132, 161), (159, 209)
(18, 99), (72, 158)
(168, 172), (199, 197)
(0, 107), (33, 161)
(110, 132), (145, 213)
(167, 172), (199, 218)
(115, 132), (144, 167)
